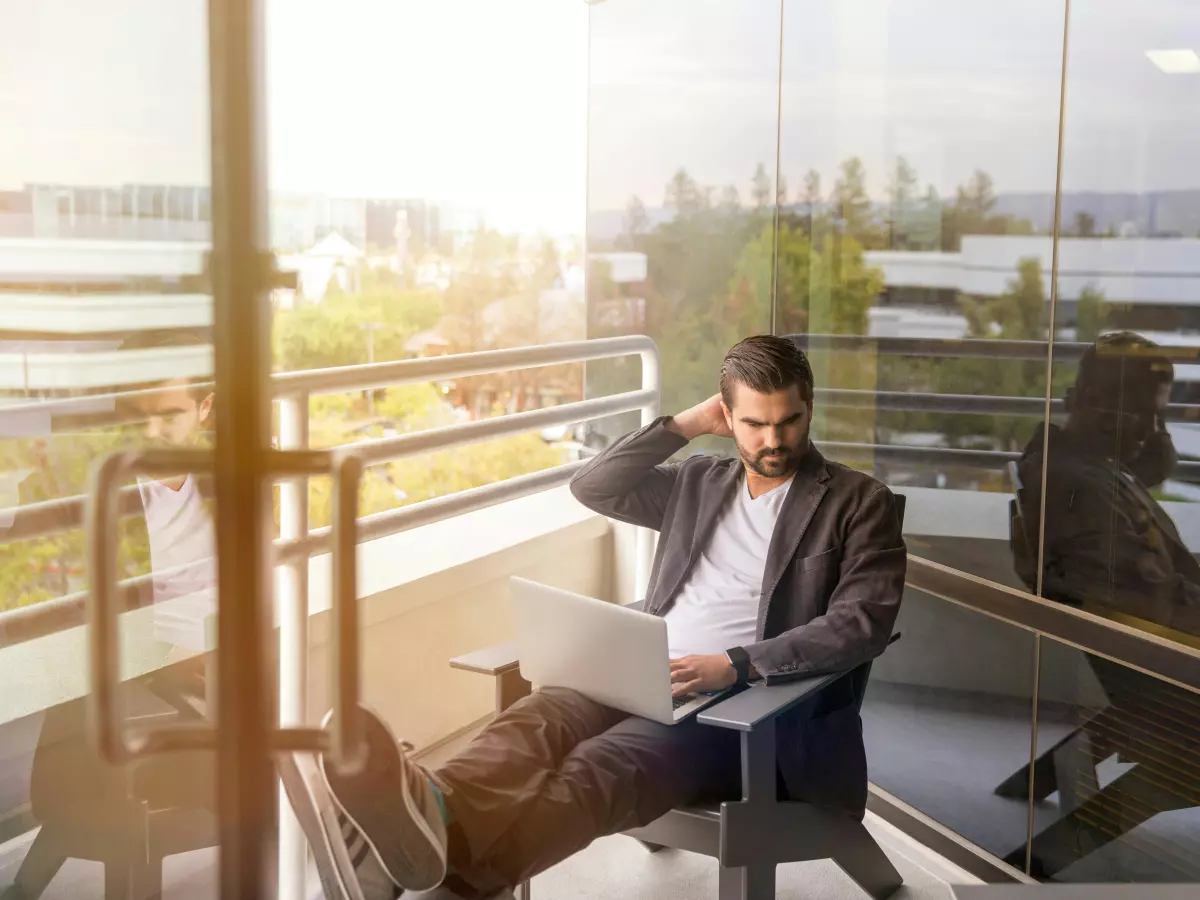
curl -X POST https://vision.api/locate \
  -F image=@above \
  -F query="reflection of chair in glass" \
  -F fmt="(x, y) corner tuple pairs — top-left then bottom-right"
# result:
(999, 462), (1200, 879)
(6, 661), (217, 900)
(996, 462), (1107, 814)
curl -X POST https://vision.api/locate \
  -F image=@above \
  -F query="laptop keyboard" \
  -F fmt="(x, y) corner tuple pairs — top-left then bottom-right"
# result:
(672, 694), (696, 710)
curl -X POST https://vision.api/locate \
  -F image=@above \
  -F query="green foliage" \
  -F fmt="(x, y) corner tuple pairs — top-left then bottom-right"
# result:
(274, 288), (441, 370)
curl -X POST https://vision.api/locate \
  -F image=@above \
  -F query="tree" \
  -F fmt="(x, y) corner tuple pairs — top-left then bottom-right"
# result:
(940, 168), (1034, 249)
(751, 163), (772, 211)
(1075, 286), (1108, 342)
(934, 257), (1050, 452)
(801, 169), (822, 211)
(622, 195), (648, 243)
(665, 169), (705, 216)
(730, 222), (882, 338)
(830, 157), (879, 247)
(1073, 211), (1097, 238)
(885, 156), (920, 249)
(719, 185), (742, 212)
(775, 173), (789, 210)
(274, 287), (441, 371)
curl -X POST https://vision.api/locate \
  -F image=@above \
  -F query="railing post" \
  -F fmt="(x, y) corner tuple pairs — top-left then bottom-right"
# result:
(637, 345), (662, 601)
(276, 390), (310, 898)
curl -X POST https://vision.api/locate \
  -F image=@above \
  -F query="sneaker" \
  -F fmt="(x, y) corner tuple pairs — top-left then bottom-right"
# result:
(277, 748), (400, 900)
(320, 706), (450, 892)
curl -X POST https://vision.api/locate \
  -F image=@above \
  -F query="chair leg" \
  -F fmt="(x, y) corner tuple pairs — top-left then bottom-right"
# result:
(718, 864), (774, 900)
(132, 856), (162, 900)
(1015, 768), (1190, 879)
(9, 830), (67, 900)
(104, 861), (131, 900)
(832, 821), (903, 900)
(1051, 727), (1100, 813)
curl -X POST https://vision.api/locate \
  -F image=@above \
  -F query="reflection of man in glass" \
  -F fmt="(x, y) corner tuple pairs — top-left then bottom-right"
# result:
(120, 329), (218, 661)
(1012, 331), (1200, 636)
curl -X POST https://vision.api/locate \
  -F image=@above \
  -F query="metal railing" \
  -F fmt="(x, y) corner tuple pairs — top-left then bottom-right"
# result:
(0, 335), (662, 645)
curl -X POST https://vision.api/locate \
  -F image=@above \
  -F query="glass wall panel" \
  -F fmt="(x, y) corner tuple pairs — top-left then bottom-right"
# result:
(1028, 639), (1200, 881)
(779, 0), (1066, 591)
(1031, 0), (1200, 648)
(0, 1), (218, 896)
(585, 0), (781, 446)
(862, 588), (1038, 861)
(265, 0), (590, 531)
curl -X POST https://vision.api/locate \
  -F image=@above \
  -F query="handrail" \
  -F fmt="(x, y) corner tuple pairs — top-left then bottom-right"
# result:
(789, 333), (1200, 365)
(907, 555), (1200, 695)
(0, 336), (661, 649)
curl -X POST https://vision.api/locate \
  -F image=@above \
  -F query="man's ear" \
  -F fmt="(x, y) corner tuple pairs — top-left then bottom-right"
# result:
(198, 391), (215, 426)
(720, 399), (733, 430)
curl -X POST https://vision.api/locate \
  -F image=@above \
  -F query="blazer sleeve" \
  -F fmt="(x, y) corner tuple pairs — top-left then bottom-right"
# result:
(568, 416), (689, 532)
(743, 484), (907, 680)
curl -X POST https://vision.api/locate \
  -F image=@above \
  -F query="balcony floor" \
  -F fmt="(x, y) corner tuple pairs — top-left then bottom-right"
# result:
(0, 809), (969, 899)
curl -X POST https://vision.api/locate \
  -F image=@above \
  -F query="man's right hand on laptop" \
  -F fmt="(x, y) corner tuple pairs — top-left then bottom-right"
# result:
(669, 654), (737, 697)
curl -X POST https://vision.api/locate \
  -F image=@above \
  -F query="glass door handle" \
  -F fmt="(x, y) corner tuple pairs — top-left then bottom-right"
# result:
(85, 447), (367, 771)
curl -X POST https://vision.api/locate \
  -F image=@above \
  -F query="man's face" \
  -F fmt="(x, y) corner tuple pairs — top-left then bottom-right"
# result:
(136, 380), (213, 449)
(721, 383), (812, 478)
(1082, 381), (1170, 463)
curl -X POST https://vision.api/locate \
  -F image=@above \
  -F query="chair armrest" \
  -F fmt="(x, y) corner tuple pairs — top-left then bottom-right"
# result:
(447, 599), (648, 676)
(696, 669), (850, 732)
(449, 641), (521, 676)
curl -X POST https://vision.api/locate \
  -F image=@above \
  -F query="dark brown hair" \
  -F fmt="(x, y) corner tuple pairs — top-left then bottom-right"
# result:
(720, 335), (814, 408)
(1073, 331), (1173, 410)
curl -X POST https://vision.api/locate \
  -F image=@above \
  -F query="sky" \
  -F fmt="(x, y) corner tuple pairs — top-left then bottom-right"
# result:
(4, 0), (1200, 236)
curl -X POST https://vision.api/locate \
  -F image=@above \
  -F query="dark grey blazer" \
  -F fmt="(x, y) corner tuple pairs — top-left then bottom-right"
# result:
(569, 417), (907, 816)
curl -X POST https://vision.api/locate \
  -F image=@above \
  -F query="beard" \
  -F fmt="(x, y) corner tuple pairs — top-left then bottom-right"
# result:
(736, 437), (807, 478)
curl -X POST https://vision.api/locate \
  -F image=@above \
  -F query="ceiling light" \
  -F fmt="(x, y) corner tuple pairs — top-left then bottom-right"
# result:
(1146, 49), (1200, 74)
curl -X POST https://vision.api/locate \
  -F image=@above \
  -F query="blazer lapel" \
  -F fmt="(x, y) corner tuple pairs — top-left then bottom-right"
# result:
(756, 446), (830, 636)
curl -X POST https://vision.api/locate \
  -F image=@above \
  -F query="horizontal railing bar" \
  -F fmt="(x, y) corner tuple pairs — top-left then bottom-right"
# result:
(0, 336), (657, 420)
(345, 390), (653, 469)
(790, 333), (1200, 365)
(816, 441), (1020, 468)
(906, 555), (1200, 695)
(0, 571), (153, 648)
(819, 388), (1200, 421)
(277, 461), (584, 563)
(818, 441), (1200, 479)
(0, 464), (586, 648)
(272, 335), (659, 397)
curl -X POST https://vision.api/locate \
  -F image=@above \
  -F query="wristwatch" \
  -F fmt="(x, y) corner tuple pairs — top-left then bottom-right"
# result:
(725, 646), (752, 685)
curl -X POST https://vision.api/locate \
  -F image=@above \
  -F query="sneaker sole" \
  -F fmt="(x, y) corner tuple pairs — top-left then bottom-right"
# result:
(320, 706), (448, 892)
(278, 751), (372, 900)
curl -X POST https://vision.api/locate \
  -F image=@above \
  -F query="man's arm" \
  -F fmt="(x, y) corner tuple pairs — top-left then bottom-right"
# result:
(741, 484), (907, 681)
(569, 394), (728, 531)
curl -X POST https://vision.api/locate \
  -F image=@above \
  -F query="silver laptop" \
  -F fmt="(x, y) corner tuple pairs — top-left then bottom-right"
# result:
(511, 577), (727, 725)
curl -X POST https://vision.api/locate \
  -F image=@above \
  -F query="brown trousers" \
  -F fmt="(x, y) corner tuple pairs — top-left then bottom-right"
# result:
(436, 687), (743, 895)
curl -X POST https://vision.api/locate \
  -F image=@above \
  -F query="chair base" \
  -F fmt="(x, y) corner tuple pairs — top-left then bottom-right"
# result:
(627, 802), (902, 900)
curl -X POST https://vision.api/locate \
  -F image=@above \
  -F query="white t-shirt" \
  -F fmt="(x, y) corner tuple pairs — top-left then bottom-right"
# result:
(138, 475), (217, 653)
(664, 474), (794, 658)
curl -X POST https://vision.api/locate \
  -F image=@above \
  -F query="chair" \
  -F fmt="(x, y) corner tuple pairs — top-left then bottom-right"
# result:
(447, 495), (908, 900)
(4, 659), (218, 900)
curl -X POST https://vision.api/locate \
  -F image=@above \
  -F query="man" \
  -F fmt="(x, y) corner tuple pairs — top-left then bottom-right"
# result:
(311, 335), (907, 898)
(1012, 331), (1200, 636)
(26, 330), (220, 884)
(119, 328), (219, 661)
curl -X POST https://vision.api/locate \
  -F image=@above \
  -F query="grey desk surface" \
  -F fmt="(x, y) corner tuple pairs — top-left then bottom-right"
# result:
(952, 888), (1197, 900)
